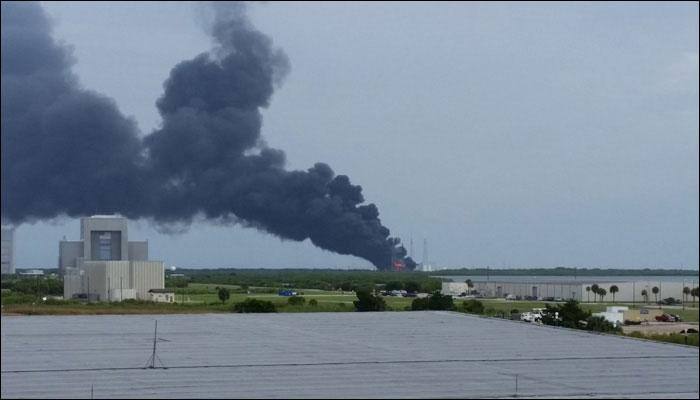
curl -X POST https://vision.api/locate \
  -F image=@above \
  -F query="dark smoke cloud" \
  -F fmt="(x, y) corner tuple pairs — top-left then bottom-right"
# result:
(1, 1), (415, 271)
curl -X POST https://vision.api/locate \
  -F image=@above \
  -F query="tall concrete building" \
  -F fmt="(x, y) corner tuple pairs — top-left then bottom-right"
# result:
(61, 215), (164, 301)
(1, 225), (15, 275)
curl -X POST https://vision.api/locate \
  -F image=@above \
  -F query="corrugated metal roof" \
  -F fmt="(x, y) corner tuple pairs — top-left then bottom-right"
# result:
(1, 312), (698, 398)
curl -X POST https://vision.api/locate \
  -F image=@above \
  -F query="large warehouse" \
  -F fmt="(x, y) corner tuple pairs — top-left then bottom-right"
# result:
(1, 312), (698, 398)
(60, 215), (166, 301)
(443, 278), (699, 303)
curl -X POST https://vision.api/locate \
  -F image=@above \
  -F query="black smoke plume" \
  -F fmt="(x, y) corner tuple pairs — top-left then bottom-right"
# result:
(1, 1), (415, 271)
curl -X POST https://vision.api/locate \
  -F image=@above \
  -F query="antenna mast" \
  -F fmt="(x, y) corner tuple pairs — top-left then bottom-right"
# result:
(144, 320), (167, 369)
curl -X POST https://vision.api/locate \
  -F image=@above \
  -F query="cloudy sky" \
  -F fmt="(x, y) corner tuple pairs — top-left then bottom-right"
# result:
(8, 1), (699, 269)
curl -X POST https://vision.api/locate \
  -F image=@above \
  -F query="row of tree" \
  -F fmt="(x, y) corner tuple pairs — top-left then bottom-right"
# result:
(584, 284), (700, 305)
(0, 275), (63, 297)
(584, 284), (617, 302)
(168, 268), (442, 293)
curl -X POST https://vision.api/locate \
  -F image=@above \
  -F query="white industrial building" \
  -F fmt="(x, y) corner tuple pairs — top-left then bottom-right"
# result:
(1, 225), (15, 274)
(61, 215), (165, 301)
(442, 278), (699, 303)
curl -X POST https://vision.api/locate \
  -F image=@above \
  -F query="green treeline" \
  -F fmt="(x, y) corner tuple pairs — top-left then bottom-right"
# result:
(170, 268), (443, 293)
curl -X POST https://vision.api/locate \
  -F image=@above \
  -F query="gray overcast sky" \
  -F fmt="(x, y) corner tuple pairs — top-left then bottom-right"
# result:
(11, 1), (699, 269)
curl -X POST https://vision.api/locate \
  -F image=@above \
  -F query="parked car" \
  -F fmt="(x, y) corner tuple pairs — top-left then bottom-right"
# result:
(657, 297), (681, 306)
(655, 313), (678, 322)
(505, 294), (517, 301)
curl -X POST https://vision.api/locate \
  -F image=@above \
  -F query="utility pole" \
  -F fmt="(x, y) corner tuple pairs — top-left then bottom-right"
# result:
(682, 279), (685, 311)
(120, 277), (123, 302)
(87, 275), (90, 303)
(108, 276), (111, 302)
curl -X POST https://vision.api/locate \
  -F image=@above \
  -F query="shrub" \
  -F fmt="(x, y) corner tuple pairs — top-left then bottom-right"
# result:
(288, 296), (306, 306)
(233, 298), (276, 313)
(461, 299), (485, 314)
(584, 315), (621, 333)
(217, 287), (230, 304)
(0, 292), (37, 304)
(353, 289), (386, 312)
(510, 309), (519, 314)
(413, 292), (454, 311)
(411, 297), (429, 310)
(404, 281), (421, 293)
(308, 299), (318, 306)
(541, 300), (590, 329)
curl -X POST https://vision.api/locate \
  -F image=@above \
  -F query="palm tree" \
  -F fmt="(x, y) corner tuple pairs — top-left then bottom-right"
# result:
(598, 288), (607, 302)
(683, 287), (690, 304)
(591, 284), (599, 303)
(691, 287), (698, 308)
(641, 289), (648, 304)
(585, 286), (591, 303)
(652, 286), (659, 303)
(609, 285), (618, 303)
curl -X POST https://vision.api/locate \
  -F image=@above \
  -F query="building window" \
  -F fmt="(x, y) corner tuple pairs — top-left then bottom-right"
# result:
(98, 232), (112, 260)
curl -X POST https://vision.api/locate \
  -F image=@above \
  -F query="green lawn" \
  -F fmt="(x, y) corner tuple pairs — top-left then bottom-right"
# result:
(4, 286), (698, 322)
(452, 298), (699, 322)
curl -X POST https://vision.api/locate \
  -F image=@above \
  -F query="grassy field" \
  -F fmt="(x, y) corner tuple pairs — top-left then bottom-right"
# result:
(453, 299), (699, 322)
(3, 287), (698, 321)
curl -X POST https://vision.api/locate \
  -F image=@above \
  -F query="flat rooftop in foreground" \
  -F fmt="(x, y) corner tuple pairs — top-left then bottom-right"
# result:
(1, 312), (698, 399)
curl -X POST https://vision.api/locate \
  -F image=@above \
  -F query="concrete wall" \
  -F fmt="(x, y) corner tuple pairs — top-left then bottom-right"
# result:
(1, 226), (15, 274)
(59, 241), (83, 274)
(130, 261), (165, 300)
(63, 268), (81, 299)
(443, 281), (585, 300)
(128, 241), (148, 261)
(101, 261), (131, 301)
